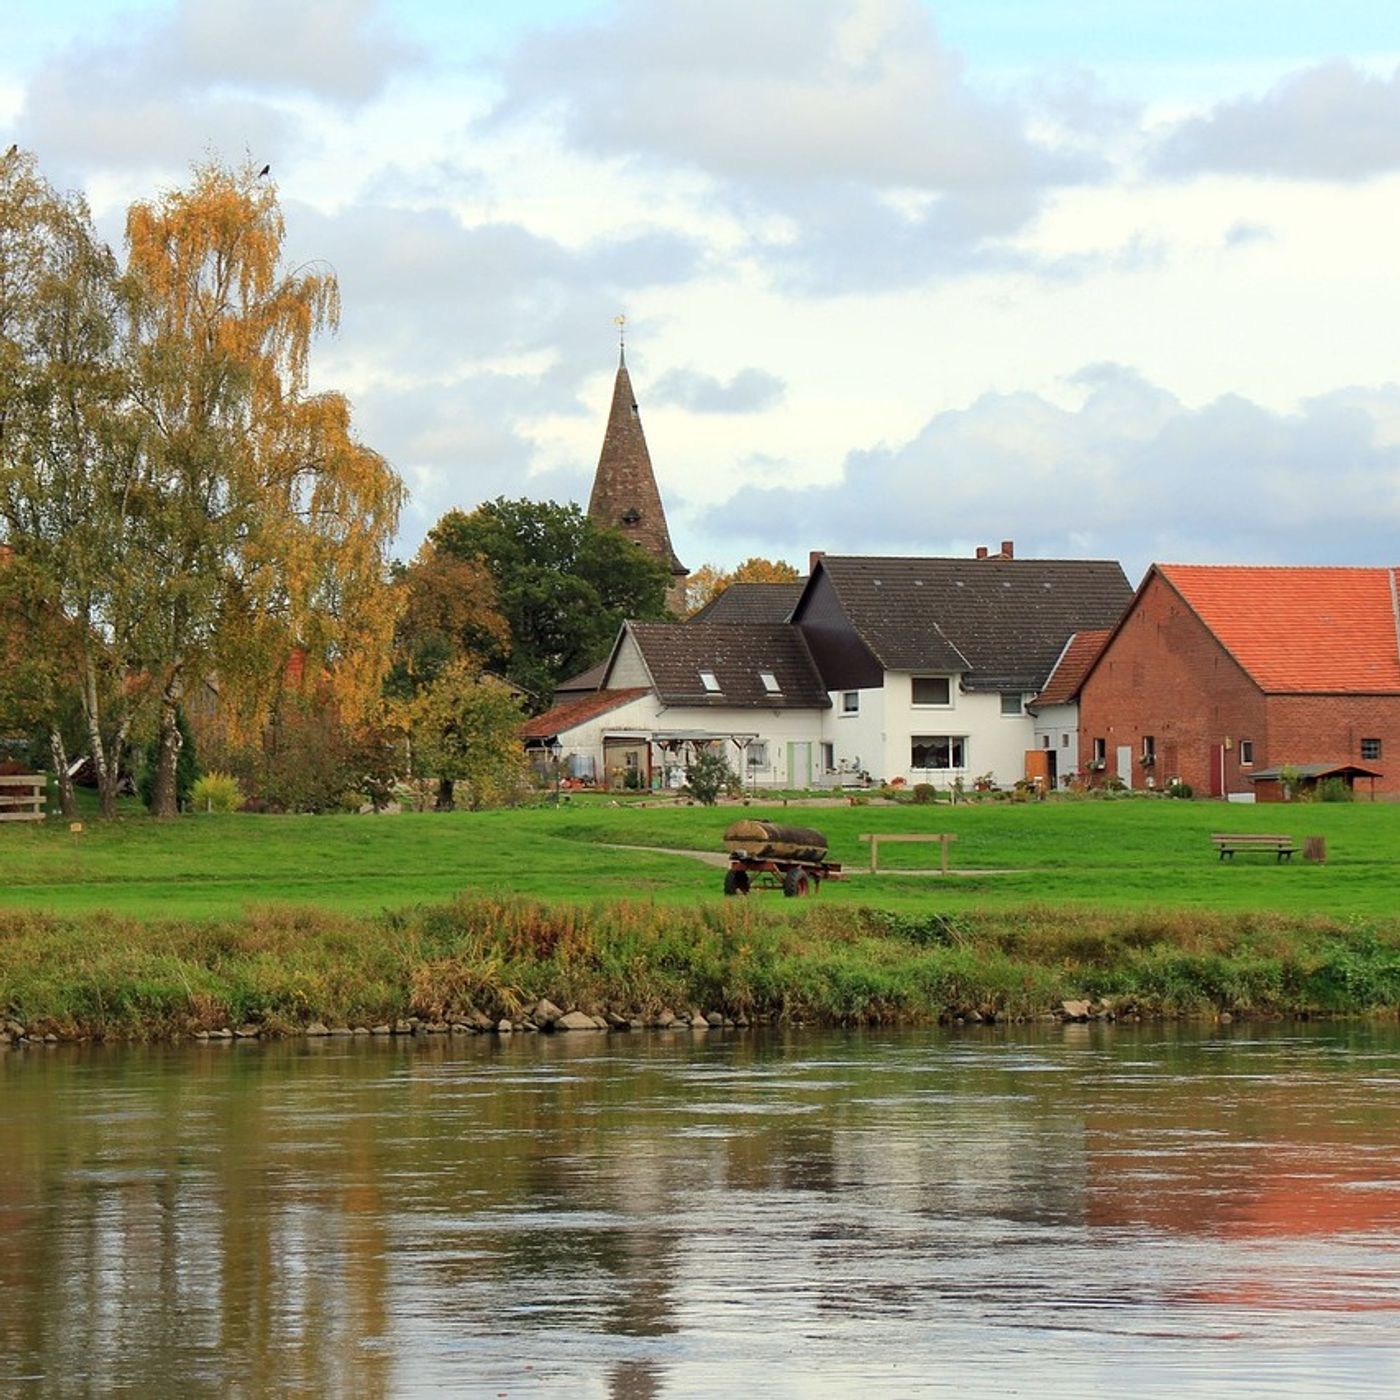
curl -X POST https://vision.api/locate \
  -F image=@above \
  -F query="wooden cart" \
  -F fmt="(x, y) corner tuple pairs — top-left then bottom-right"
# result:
(721, 819), (842, 897)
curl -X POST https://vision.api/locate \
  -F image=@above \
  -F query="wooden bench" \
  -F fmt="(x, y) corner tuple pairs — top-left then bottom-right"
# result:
(1211, 833), (1295, 862)
(860, 832), (957, 874)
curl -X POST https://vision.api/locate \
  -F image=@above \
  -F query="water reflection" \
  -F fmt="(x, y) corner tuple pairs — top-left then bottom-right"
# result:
(1, 1024), (1398, 1394)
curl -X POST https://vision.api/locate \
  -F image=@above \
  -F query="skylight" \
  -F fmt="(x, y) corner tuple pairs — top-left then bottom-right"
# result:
(699, 670), (721, 693)
(759, 670), (781, 694)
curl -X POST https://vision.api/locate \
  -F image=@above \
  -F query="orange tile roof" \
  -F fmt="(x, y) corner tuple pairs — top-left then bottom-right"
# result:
(1158, 564), (1400, 693)
(521, 687), (649, 740)
(1033, 628), (1112, 705)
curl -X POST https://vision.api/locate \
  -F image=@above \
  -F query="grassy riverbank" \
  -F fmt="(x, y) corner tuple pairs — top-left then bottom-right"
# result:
(3, 800), (1399, 1037)
(3, 797), (1400, 917)
(3, 895), (1398, 1041)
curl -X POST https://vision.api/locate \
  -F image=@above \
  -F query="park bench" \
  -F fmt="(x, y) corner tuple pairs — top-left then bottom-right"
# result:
(1211, 833), (1296, 862)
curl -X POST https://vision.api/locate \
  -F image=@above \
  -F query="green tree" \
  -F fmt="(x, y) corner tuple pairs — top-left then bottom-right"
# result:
(411, 662), (528, 810)
(123, 158), (405, 816)
(429, 498), (670, 703)
(684, 746), (731, 806)
(0, 147), (143, 817)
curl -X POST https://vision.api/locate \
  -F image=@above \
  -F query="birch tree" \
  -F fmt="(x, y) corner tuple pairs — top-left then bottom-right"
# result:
(123, 159), (404, 815)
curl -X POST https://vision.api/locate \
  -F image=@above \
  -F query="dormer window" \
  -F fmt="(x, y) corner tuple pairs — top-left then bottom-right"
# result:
(699, 670), (721, 693)
(759, 671), (781, 695)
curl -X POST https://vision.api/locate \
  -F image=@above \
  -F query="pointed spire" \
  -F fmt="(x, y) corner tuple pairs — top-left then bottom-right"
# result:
(587, 341), (688, 612)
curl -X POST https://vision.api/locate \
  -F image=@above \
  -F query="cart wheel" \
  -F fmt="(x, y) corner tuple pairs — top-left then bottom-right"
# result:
(782, 868), (809, 898)
(724, 869), (750, 896)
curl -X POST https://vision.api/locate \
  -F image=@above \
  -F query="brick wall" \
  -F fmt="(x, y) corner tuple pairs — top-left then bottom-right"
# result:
(1266, 695), (1400, 793)
(1078, 572), (1265, 794)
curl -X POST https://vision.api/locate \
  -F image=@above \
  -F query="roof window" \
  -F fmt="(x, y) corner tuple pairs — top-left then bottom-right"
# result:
(699, 670), (721, 693)
(759, 671), (781, 694)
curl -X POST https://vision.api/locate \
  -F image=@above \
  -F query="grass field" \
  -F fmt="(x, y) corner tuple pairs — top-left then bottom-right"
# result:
(0, 794), (1396, 920)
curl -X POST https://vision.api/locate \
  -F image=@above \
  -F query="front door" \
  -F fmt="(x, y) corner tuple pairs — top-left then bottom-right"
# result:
(787, 741), (812, 789)
(1116, 745), (1133, 789)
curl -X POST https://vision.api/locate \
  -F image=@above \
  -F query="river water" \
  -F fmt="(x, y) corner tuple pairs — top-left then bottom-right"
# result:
(1, 1024), (1397, 1396)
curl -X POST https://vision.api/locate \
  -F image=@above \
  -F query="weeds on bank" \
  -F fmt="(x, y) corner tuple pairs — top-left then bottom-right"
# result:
(1, 896), (1398, 1040)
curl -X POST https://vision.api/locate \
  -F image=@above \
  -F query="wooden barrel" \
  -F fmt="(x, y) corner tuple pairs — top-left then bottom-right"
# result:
(723, 819), (828, 862)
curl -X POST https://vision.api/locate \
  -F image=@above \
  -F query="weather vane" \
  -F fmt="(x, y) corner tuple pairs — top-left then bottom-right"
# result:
(614, 313), (626, 366)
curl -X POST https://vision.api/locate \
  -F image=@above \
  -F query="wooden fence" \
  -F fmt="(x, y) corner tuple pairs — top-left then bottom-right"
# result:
(0, 773), (47, 822)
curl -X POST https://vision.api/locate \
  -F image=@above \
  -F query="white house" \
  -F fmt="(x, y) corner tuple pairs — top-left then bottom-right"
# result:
(1026, 629), (1112, 787)
(793, 548), (1132, 788)
(524, 620), (830, 790)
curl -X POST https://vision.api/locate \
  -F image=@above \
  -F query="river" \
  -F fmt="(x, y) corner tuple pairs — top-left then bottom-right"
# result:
(2, 1024), (1397, 1396)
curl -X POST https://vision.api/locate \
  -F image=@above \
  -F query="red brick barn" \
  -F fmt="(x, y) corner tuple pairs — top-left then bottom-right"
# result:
(1077, 564), (1400, 798)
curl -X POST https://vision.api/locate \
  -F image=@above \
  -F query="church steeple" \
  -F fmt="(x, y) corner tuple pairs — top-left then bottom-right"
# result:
(587, 335), (688, 613)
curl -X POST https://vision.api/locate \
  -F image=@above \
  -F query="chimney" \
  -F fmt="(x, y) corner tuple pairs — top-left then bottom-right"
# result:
(975, 546), (988, 560)
(809, 550), (825, 574)
(1000, 540), (1014, 559)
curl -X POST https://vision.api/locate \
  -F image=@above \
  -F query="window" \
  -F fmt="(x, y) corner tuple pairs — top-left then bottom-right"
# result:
(1041, 734), (1051, 748)
(699, 670), (720, 693)
(912, 676), (951, 706)
(747, 741), (769, 768)
(1092, 738), (1106, 764)
(1361, 737), (1382, 761)
(821, 742), (835, 772)
(759, 671), (781, 695)
(1239, 739), (1254, 765)
(1061, 733), (1070, 747)
(1000, 692), (1023, 716)
(1142, 735), (1156, 764)
(910, 735), (966, 770)
(842, 691), (859, 714)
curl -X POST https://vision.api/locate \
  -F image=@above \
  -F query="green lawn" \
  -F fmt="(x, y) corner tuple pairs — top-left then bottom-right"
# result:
(0, 795), (1394, 921)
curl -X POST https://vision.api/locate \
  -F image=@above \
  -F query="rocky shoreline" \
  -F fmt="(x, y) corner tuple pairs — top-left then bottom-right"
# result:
(0, 997), (1266, 1048)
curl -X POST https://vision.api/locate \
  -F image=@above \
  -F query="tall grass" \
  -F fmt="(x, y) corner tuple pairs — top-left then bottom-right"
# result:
(2, 897), (1397, 1041)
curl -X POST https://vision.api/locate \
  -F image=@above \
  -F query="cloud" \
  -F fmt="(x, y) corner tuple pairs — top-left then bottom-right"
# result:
(698, 367), (1400, 579)
(1152, 60), (1400, 181)
(15, 0), (419, 171)
(651, 366), (786, 414)
(291, 200), (703, 381)
(492, 0), (1102, 289)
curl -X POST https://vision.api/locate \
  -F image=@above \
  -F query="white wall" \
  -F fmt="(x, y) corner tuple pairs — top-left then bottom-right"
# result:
(1031, 702), (1080, 786)
(819, 672), (1036, 788)
(819, 685), (884, 783)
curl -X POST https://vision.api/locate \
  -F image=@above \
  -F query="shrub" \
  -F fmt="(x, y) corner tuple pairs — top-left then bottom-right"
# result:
(1167, 780), (1193, 799)
(190, 772), (243, 814)
(684, 748), (731, 806)
(912, 783), (937, 804)
(1317, 777), (1354, 803)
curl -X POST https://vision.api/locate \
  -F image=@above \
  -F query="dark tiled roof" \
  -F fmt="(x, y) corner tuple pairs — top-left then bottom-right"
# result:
(553, 659), (608, 696)
(626, 622), (830, 708)
(811, 556), (1132, 690)
(1033, 628), (1112, 706)
(688, 582), (804, 625)
(522, 688), (650, 740)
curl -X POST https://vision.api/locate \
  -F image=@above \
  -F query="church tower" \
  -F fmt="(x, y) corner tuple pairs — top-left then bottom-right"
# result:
(587, 337), (688, 615)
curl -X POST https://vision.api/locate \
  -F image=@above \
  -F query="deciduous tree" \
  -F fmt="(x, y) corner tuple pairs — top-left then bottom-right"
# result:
(429, 498), (669, 703)
(122, 159), (404, 815)
(411, 661), (528, 811)
(685, 555), (800, 613)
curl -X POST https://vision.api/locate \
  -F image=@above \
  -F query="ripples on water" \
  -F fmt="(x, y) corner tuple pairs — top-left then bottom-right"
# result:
(1, 1024), (1397, 1395)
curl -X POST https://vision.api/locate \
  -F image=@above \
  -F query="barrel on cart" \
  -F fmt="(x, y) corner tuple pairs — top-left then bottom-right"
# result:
(721, 819), (842, 897)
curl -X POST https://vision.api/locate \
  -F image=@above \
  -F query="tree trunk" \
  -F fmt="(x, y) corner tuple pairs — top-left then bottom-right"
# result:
(48, 728), (78, 818)
(80, 645), (121, 819)
(435, 777), (455, 811)
(150, 678), (184, 817)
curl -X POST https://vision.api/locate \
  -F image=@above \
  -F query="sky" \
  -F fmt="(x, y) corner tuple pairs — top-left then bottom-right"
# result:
(4, 0), (1400, 585)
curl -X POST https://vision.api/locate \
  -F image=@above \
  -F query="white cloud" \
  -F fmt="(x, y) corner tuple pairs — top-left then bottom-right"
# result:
(698, 368), (1400, 579)
(1153, 60), (1400, 180)
(651, 366), (786, 414)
